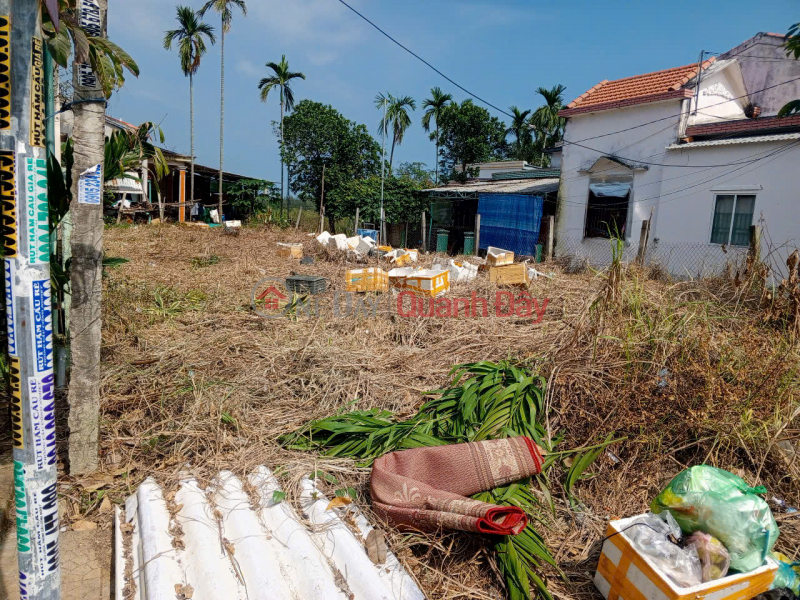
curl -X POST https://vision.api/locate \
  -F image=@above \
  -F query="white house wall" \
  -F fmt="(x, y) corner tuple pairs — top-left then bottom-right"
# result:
(556, 100), (682, 260)
(658, 139), (800, 276)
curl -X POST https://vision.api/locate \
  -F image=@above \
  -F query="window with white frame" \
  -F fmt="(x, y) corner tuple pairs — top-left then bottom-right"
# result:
(710, 194), (755, 246)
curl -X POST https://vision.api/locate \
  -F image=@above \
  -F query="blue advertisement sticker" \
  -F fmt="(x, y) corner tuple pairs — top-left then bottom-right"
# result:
(31, 279), (53, 373)
(5, 258), (15, 356)
(28, 374), (56, 470)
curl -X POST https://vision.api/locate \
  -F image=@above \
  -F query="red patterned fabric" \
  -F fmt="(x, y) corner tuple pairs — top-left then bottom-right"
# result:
(370, 437), (543, 535)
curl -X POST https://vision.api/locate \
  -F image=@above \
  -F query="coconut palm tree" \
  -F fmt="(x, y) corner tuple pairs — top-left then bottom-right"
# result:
(258, 55), (305, 215)
(375, 92), (416, 170)
(164, 6), (216, 212)
(197, 0), (247, 219)
(421, 87), (452, 185)
(529, 84), (567, 165)
(507, 105), (532, 159)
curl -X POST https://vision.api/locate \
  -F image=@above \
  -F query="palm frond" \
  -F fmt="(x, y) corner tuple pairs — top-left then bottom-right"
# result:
(284, 360), (596, 599)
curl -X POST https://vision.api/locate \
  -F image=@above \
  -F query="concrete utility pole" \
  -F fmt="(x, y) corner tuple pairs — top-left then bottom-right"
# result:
(1, 1), (62, 598)
(68, 0), (106, 475)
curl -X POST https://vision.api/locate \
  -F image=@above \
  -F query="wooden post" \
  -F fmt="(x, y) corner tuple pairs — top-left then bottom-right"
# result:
(178, 167), (187, 222)
(749, 224), (762, 263)
(546, 215), (554, 261)
(637, 220), (651, 263)
(421, 212), (427, 250)
(354, 207), (359, 236)
(404, 221), (409, 248)
(295, 207), (302, 231)
(318, 165), (326, 234)
(475, 214), (481, 255)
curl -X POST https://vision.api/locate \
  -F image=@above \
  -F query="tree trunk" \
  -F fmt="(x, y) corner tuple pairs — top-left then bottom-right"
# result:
(435, 123), (439, 185)
(68, 0), (108, 475)
(218, 21), (225, 221)
(389, 135), (396, 171)
(280, 97), (284, 218)
(190, 71), (194, 210)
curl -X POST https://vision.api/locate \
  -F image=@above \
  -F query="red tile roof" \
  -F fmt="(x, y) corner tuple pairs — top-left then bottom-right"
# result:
(685, 114), (800, 138)
(560, 58), (716, 117)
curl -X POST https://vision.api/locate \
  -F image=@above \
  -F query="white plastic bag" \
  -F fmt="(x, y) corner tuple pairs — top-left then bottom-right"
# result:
(623, 513), (703, 588)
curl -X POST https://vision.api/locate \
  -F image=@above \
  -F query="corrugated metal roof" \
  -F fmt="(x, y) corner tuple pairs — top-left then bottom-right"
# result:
(423, 177), (560, 195)
(115, 468), (425, 600)
(491, 169), (561, 181)
(666, 132), (800, 149)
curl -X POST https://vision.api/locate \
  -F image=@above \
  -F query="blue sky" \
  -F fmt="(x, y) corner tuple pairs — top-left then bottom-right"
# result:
(107, 0), (795, 183)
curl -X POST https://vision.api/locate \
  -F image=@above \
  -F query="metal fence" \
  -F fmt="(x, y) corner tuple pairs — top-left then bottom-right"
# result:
(553, 236), (753, 279)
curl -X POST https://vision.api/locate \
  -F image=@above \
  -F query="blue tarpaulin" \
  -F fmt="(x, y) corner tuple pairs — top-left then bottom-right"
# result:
(477, 194), (543, 257)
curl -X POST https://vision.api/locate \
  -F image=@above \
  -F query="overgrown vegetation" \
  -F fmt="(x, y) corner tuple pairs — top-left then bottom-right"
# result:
(92, 226), (800, 600)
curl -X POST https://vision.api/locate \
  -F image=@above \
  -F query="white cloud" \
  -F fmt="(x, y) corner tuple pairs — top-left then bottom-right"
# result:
(236, 59), (262, 79)
(308, 51), (337, 67)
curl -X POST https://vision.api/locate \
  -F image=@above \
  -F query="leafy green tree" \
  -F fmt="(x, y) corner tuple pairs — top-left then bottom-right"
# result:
(780, 23), (800, 116)
(197, 0), (248, 219)
(507, 105), (532, 159)
(43, 0), (139, 99)
(227, 179), (280, 219)
(436, 99), (507, 183)
(258, 55), (306, 213)
(281, 100), (381, 232)
(421, 87), (452, 184)
(164, 6), (216, 208)
(104, 122), (169, 183)
(529, 84), (567, 165)
(327, 175), (427, 224)
(376, 92), (416, 170)
(395, 161), (435, 188)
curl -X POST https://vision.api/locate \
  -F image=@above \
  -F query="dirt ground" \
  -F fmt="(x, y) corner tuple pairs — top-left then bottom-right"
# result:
(51, 223), (800, 600)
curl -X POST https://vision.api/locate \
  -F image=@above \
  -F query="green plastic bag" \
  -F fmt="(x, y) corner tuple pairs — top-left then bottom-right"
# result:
(770, 552), (800, 595)
(651, 466), (778, 572)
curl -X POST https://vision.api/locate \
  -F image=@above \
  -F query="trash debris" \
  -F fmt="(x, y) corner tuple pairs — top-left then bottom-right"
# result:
(300, 256), (315, 265)
(224, 220), (242, 228)
(327, 234), (349, 252)
(597, 514), (778, 600)
(316, 231), (332, 246)
(345, 268), (388, 293)
(370, 437), (543, 535)
(285, 275), (327, 295)
(657, 367), (670, 389)
(770, 552), (800, 596)
(651, 465), (779, 572)
(622, 512), (703, 587)
(357, 228), (378, 241)
(433, 259), (478, 282)
(490, 264), (530, 287)
(209, 209), (220, 224)
(487, 246), (514, 267)
(388, 268), (449, 297)
(687, 531), (730, 581)
(385, 249), (413, 266)
(277, 243), (303, 259)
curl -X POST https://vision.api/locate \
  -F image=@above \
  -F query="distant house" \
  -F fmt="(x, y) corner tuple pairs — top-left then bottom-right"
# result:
(423, 161), (560, 256)
(60, 113), (264, 222)
(555, 32), (800, 275)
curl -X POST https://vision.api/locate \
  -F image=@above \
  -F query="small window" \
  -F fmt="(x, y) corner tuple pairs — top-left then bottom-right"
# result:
(584, 177), (632, 238)
(710, 194), (755, 246)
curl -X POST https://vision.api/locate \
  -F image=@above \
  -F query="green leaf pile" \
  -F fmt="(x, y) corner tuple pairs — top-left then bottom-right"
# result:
(283, 360), (611, 600)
